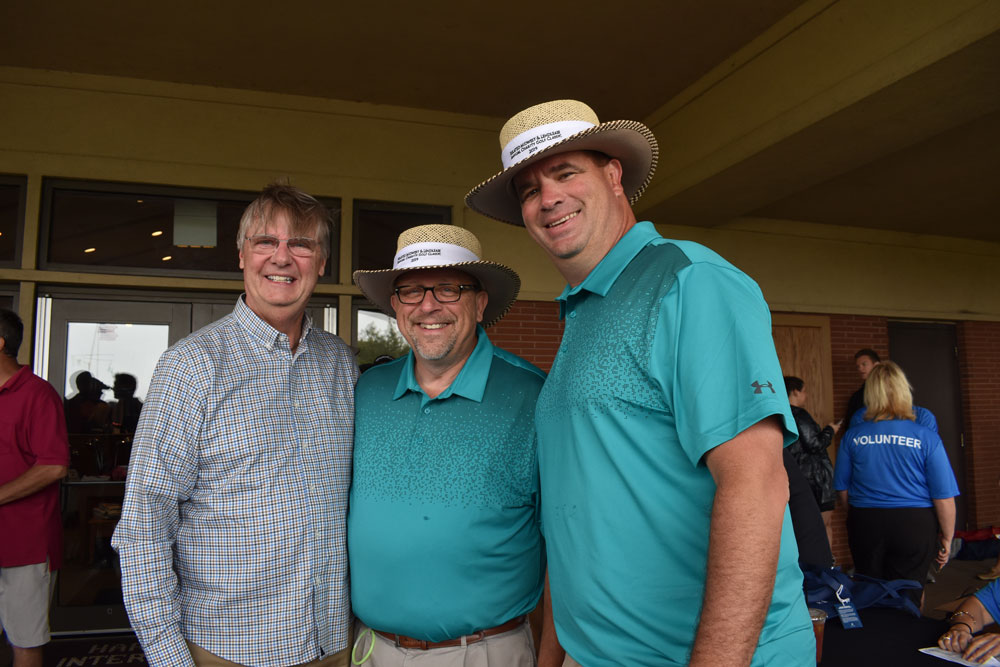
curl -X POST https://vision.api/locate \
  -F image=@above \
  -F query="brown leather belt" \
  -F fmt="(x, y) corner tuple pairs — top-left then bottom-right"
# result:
(373, 615), (525, 650)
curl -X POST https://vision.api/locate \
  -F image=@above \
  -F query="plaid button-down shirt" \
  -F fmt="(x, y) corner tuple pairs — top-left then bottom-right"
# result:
(113, 297), (357, 667)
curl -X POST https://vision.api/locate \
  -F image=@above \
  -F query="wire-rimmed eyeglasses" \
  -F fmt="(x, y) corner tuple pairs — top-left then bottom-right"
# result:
(393, 284), (479, 304)
(245, 234), (319, 257)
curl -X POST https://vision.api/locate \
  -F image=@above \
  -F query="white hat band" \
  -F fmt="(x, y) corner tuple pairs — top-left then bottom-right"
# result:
(393, 241), (480, 269)
(501, 120), (596, 169)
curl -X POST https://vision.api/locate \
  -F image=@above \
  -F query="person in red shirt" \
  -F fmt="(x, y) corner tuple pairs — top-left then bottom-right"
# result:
(0, 309), (69, 667)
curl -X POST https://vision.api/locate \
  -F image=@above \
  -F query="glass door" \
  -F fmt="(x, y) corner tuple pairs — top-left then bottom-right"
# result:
(43, 298), (191, 634)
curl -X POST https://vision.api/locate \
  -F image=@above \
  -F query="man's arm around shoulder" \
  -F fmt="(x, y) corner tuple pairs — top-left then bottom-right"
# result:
(690, 416), (789, 667)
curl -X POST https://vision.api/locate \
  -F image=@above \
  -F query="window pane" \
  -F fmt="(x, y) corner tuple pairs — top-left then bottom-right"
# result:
(64, 322), (169, 403)
(357, 307), (409, 367)
(0, 179), (25, 264)
(44, 181), (339, 279)
(354, 200), (450, 271)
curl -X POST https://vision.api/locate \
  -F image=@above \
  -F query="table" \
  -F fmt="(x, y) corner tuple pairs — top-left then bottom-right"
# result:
(822, 607), (948, 666)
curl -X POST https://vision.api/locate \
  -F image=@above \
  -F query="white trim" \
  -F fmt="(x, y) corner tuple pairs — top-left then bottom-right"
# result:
(501, 120), (596, 169)
(393, 241), (480, 269)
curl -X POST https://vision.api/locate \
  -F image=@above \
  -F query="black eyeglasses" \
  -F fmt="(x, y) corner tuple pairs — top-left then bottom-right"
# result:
(245, 234), (319, 257)
(394, 284), (478, 304)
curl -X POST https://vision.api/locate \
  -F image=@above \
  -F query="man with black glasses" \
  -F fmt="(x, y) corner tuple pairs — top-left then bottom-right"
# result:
(348, 224), (562, 666)
(113, 183), (358, 667)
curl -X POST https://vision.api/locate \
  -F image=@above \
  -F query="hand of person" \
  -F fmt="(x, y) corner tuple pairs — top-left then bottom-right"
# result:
(937, 538), (952, 569)
(938, 624), (973, 655)
(962, 632), (1000, 664)
(828, 420), (843, 435)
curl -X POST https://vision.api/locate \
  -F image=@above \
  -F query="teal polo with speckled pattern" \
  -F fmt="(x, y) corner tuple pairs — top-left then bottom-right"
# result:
(536, 222), (813, 666)
(349, 327), (546, 641)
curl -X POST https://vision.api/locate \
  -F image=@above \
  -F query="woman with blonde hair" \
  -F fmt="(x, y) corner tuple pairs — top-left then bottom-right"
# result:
(833, 361), (959, 605)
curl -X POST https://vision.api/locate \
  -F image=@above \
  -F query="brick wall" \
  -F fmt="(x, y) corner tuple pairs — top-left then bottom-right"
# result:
(958, 320), (1000, 528)
(489, 300), (563, 371)
(825, 314), (890, 565)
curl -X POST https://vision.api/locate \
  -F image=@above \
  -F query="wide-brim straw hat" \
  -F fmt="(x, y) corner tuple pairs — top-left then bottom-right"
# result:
(465, 99), (659, 225)
(353, 224), (520, 328)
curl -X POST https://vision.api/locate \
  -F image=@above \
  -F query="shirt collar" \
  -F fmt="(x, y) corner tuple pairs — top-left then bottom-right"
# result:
(392, 325), (494, 403)
(0, 365), (30, 394)
(555, 221), (660, 318)
(233, 295), (313, 352)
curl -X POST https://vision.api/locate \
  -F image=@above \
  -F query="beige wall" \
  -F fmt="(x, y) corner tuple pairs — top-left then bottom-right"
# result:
(2, 65), (998, 348)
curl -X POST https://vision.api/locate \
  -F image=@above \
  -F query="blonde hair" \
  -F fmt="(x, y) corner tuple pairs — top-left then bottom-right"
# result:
(863, 360), (916, 422)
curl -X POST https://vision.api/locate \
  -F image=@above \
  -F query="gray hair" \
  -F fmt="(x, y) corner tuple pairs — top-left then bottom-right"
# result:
(236, 183), (331, 259)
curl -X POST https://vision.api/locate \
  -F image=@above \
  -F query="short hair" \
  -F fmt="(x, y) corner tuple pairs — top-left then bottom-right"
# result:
(783, 376), (804, 396)
(854, 348), (881, 363)
(236, 183), (332, 260)
(0, 308), (23, 358)
(863, 360), (915, 422)
(583, 150), (612, 167)
(114, 373), (137, 393)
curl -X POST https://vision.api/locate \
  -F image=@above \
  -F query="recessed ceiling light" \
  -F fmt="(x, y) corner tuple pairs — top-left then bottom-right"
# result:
(137, 199), (144, 204)
(151, 230), (163, 237)
(84, 247), (96, 253)
(161, 255), (172, 261)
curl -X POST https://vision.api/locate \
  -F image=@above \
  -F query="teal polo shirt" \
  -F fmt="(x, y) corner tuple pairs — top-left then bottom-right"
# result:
(349, 327), (546, 641)
(536, 222), (813, 666)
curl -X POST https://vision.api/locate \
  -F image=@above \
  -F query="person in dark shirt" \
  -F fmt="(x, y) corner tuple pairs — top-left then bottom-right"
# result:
(110, 373), (143, 434)
(785, 376), (841, 549)
(844, 348), (880, 425)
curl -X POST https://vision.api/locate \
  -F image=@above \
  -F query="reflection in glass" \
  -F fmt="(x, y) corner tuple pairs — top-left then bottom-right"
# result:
(44, 182), (340, 279)
(47, 189), (245, 273)
(64, 322), (169, 401)
(357, 308), (409, 367)
(58, 320), (171, 620)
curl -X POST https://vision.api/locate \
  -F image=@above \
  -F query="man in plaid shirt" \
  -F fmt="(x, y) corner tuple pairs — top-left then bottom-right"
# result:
(113, 184), (358, 667)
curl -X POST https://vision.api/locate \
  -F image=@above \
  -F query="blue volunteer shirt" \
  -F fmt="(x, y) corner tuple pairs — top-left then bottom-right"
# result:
(536, 222), (813, 666)
(833, 417), (959, 507)
(975, 579), (1000, 622)
(850, 405), (938, 431)
(349, 328), (546, 641)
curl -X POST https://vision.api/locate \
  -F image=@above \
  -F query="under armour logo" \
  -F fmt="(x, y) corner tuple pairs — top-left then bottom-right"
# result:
(751, 381), (775, 394)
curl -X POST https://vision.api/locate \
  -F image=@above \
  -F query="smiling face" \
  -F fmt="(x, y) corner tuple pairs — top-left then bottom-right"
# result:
(513, 150), (635, 285)
(390, 268), (487, 369)
(239, 209), (326, 334)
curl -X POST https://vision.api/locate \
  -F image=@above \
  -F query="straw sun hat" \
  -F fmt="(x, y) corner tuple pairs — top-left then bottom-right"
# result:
(352, 224), (520, 328)
(465, 99), (659, 225)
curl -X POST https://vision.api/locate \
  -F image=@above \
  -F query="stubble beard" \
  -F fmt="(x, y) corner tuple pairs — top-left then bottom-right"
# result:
(407, 324), (458, 362)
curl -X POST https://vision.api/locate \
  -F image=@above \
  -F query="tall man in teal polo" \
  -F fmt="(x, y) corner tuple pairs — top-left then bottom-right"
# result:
(349, 225), (563, 667)
(466, 100), (814, 666)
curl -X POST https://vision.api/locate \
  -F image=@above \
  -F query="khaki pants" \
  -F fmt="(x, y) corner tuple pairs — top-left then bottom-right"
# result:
(562, 656), (582, 667)
(351, 620), (536, 666)
(187, 641), (350, 667)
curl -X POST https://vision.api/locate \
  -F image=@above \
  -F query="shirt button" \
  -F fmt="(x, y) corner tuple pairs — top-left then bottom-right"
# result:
(569, 311), (577, 318)
(424, 408), (430, 414)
